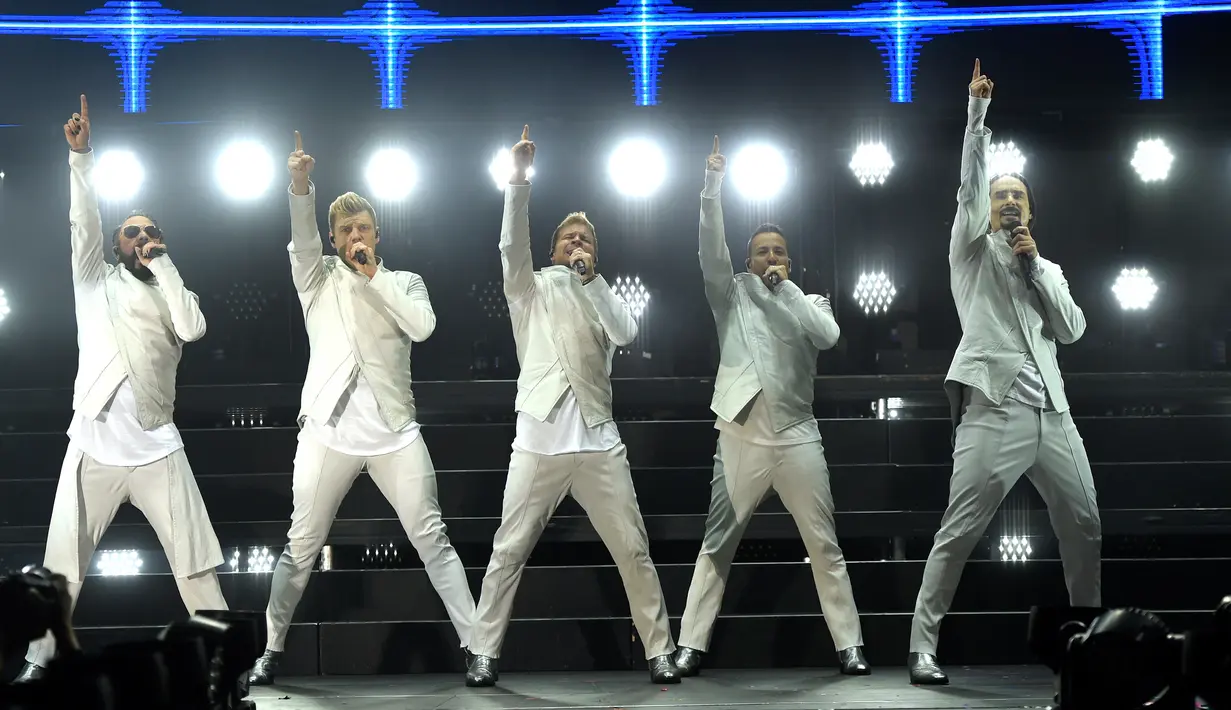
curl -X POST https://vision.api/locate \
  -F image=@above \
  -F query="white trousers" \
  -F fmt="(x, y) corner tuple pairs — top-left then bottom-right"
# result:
(468, 443), (675, 660)
(909, 388), (1102, 655)
(264, 435), (475, 651)
(678, 433), (863, 653)
(27, 447), (228, 666)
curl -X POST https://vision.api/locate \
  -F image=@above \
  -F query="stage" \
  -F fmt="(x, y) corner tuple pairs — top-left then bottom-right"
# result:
(248, 665), (1056, 709)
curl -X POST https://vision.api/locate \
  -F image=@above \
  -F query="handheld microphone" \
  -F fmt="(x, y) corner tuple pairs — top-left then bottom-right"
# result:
(767, 272), (782, 288)
(1002, 215), (1032, 285)
(355, 251), (368, 266)
(572, 257), (587, 277)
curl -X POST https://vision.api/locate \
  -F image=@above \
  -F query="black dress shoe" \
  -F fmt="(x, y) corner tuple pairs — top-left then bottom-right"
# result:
(907, 652), (949, 685)
(248, 649), (282, 686)
(648, 654), (681, 684)
(838, 646), (871, 675)
(13, 663), (45, 684)
(673, 647), (703, 677)
(465, 654), (498, 687)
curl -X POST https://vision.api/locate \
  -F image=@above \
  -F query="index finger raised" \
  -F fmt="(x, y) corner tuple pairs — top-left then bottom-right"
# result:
(521, 124), (530, 142)
(80, 94), (89, 119)
(973, 58), (980, 81)
(294, 130), (303, 153)
(712, 135), (720, 154)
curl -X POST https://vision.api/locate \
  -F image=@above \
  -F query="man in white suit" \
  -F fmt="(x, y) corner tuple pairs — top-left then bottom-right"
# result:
(673, 137), (869, 677)
(464, 126), (679, 687)
(907, 61), (1101, 685)
(18, 94), (228, 681)
(248, 131), (475, 684)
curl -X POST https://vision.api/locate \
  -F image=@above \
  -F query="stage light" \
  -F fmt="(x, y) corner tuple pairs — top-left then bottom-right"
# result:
(365, 148), (417, 201)
(94, 150), (145, 202)
(853, 271), (896, 315)
(730, 144), (788, 200)
(97, 549), (142, 576)
(215, 141), (274, 201)
(608, 139), (667, 198)
(873, 397), (904, 420)
(988, 141), (1026, 178)
(849, 142), (894, 186)
(487, 149), (535, 190)
(1112, 267), (1158, 311)
(0, 288), (9, 325)
(614, 275), (650, 318)
(1000, 535), (1032, 562)
(1131, 138), (1173, 182)
(246, 546), (275, 574)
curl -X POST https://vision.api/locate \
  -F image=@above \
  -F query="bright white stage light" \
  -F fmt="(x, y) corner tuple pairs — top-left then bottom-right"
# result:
(215, 141), (275, 201)
(730, 144), (788, 200)
(1112, 267), (1158, 311)
(94, 150), (145, 201)
(0, 289), (9, 325)
(988, 141), (1026, 178)
(608, 139), (667, 197)
(853, 271), (897, 315)
(1131, 139), (1173, 183)
(614, 275), (650, 319)
(849, 142), (894, 186)
(366, 148), (418, 201)
(247, 546), (275, 573)
(97, 549), (143, 576)
(488, 150), (535, 190)
(1000, 536), (1032, 563)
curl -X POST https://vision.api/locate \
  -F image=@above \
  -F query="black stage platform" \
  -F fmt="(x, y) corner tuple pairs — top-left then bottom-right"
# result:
(248, 666), (1056, 709)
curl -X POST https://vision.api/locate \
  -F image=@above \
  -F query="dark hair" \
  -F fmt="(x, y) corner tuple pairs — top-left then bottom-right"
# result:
(990, 172), (1037, 228)
(111, 210), (161, 245)
(747, 222), (786, 258)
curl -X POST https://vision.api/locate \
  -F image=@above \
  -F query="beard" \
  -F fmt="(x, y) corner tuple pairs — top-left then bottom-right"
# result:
(119, 248), (155, 282)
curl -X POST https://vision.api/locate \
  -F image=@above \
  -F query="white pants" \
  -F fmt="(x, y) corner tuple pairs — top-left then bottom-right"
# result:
(27, 448), (228, 666)
(264, 435), (475, 651)
(678, 433), (863, 652)
(468, 443), (675, 660)
(909, 388), (1102, 655)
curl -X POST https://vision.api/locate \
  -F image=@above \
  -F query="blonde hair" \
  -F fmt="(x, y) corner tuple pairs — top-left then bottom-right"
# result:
(327, 192), (378, 234)
(550, 211), (597, 254)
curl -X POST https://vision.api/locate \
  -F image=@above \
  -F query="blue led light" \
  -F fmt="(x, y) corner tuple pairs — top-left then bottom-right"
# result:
(0, 0), (1225, 112)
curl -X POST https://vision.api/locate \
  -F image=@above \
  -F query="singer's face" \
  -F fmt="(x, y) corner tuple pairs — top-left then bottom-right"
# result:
(330, 211), (378, 263)
(550, 224), (595, 267)
(746, 231), (788, 277)
(116, 216), (161, 280)
(990, 176), (1031, 232)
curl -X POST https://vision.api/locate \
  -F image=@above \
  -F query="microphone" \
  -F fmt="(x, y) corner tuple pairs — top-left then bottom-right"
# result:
(572, 257), (587, 277)
(767, 272), (782, 288)
(355, 251), (368, 266)
(1002, 214), (1032, 285)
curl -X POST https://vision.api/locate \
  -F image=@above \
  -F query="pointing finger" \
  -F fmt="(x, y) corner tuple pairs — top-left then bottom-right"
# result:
(521, 124), (530, 142)
(80, 94), (89, 119)
(973, 58), (980, 82)
(712, 135), (719, 154)
(294, 130), (303, 153)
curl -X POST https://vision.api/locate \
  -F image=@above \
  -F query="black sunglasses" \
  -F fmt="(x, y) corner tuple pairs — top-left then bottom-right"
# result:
(122, 224), (163, 240)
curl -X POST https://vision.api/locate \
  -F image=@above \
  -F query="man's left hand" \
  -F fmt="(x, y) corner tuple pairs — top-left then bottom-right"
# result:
(138, 241), (167, 266)
(1010, 226), (1038, 260)
(764, 264), (789, 288)
(572, 249), (596, 282)
(348, 242), (378, 279)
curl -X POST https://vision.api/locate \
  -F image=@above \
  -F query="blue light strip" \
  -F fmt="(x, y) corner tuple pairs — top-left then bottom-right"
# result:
(0, 0), (1223, 111)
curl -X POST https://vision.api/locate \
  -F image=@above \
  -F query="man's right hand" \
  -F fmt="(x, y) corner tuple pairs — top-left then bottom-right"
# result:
(969, 58), (993, 99)
(289, 130), (315, 195)
(64, 94), (90, 153)
(511, 124), (535, 184)
(706, 135), (726, 173)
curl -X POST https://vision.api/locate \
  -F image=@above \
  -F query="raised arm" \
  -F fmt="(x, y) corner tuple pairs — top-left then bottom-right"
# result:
(500, 125), (537, 304)
(287, 131), (327, 295)
(63, 95), (107, 285)
(581, 276), (638, 347)
(147, 254), (207, 342)
(950, 60), (994, 266)
(366, 270), (437, 342)
(699, 135), (737, 307)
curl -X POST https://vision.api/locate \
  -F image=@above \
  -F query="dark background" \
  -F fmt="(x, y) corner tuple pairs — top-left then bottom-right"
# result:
(0, 0), (1229, 390)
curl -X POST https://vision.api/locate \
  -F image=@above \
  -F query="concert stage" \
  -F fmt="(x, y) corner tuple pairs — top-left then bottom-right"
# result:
(248, 666), (1056, 710)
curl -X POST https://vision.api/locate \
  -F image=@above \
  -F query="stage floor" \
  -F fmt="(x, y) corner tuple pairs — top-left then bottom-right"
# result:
(249, 665), (1056, 709)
